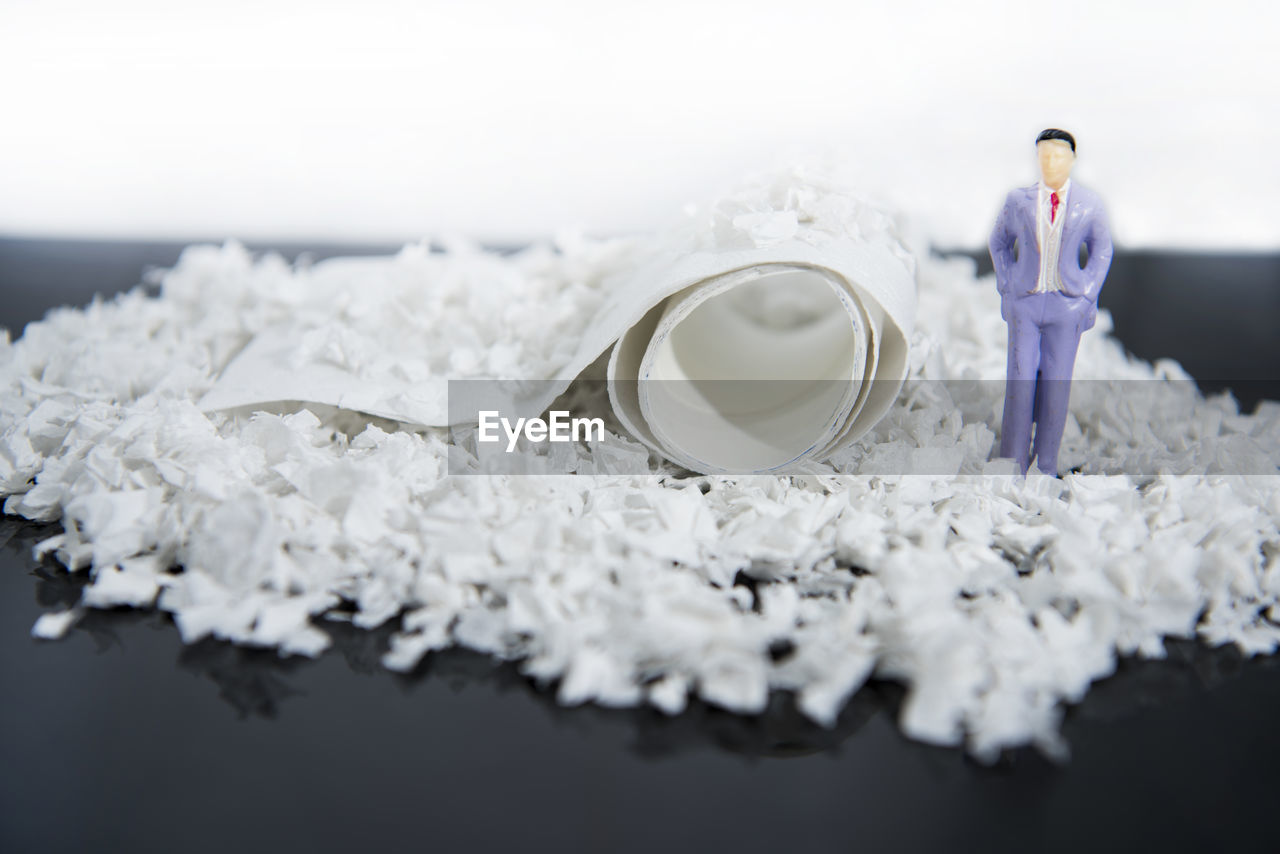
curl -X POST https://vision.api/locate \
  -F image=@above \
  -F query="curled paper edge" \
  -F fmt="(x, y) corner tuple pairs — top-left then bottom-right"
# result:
(197, 175), (917, 473)
(602, 245), (912, 473)
(197, 239), (915, 473)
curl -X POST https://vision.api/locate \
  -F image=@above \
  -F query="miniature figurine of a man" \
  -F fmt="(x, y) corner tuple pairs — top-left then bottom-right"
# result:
(990, 128), (1113, 475)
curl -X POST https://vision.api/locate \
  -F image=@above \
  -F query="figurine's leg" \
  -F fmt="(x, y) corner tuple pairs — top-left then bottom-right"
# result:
(1030, 311), (1083, 476)
(1029, 365), (1046, 454)
(999, 297), (1042, 474)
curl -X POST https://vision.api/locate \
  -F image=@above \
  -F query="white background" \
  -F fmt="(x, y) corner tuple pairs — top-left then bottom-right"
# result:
(2, 0), (1277, 249)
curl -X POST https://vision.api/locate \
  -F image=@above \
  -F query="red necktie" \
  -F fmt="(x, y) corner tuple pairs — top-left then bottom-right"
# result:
(1050, 191), (1060, 224)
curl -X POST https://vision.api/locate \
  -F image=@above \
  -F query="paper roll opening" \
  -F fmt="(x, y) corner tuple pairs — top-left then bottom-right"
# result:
(639, 264), (865, 472)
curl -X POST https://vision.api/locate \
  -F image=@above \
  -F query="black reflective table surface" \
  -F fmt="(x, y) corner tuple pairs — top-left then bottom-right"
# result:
(2, 238), (1279, 853)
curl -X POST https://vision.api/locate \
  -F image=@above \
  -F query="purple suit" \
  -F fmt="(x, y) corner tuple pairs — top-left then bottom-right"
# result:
(989, 181), (1112, 475)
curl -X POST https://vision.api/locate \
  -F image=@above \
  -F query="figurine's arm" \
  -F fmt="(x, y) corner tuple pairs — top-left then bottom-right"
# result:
(1080, 203), (1113, 303)
(988, 194), (1017, 296)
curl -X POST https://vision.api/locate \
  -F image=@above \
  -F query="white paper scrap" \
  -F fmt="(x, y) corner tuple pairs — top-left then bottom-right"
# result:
(197, 167), (917, 475)
(1, 164), (1277, 764)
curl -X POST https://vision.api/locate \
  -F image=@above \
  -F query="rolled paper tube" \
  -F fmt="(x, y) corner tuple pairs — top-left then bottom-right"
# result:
(610, 264), (870, 473)
(592, 242), (913, 474)
(198, 169), (917, 473)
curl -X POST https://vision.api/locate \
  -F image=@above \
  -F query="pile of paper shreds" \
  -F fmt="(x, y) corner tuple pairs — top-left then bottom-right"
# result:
(2, 168), (1277, 762)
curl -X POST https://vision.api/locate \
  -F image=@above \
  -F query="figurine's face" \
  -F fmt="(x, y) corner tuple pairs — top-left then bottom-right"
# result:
(1037, 139), (1075, 190)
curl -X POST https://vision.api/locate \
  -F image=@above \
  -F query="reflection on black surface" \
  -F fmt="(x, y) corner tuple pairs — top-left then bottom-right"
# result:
(1067, 634), (1280, 725)
(6, 513), (1278, 770)
(176, 639), (309, 719)
(33, 562), (88, 612)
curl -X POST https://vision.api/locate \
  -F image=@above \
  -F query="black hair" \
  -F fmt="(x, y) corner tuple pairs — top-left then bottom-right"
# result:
(1036, 128), (1076, 153)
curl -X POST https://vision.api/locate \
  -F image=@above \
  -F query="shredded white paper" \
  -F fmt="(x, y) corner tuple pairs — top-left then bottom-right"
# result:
(197, 168), (917, 475)
(2, 167), (1278, 762)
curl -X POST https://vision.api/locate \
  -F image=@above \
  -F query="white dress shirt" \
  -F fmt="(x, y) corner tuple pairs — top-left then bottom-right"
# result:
(1033, 178), (1071, 293)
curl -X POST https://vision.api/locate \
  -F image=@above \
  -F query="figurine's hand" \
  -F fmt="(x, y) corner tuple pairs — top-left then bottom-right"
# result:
(1063, 291), (1097, 330)
(1081, 293), (1098, 330)
(1083, 301), (1097, 330)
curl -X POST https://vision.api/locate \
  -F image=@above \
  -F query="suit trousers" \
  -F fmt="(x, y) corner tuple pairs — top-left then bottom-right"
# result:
(999, 290), (1086, 475)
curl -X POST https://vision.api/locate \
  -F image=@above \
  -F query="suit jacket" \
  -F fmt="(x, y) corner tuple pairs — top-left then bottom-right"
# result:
(989, 180), (1113, 330)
